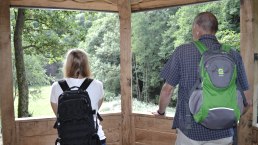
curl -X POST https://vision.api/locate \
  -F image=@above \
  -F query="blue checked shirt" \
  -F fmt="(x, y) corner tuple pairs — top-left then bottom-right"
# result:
(160, 34), (249, 141)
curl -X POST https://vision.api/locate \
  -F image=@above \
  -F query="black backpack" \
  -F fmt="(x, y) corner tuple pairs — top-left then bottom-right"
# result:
(54, 78), (102, 145)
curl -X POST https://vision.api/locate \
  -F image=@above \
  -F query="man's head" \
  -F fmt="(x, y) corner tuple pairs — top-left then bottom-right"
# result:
(192, 12), (218, 40)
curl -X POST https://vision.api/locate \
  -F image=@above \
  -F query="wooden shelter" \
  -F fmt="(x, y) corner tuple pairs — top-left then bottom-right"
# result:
(0, 0), (258, 145)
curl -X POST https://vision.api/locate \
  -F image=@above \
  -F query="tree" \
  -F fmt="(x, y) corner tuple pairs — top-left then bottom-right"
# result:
(12, 8), (91, 117)
(79, 13), (121, 100)
(132, 8), (177, 102)
(14, 9), (29, 117)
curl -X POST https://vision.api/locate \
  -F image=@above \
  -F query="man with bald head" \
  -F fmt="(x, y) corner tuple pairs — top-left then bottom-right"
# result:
(153, 12), (249, 145)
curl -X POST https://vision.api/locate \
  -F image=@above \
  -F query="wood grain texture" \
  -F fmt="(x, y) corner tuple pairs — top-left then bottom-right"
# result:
(134, 114), (175, 133)
(10, 0), (118, 12)
(239, 0), (256, 145)
(135, 128), (176, 145)
(131, 0), (217, 12)
(252, 126), (258, 145)
(15, 114), (121, 145)
(252, 0), (258, 126)
(0, 0), (16, 145)
(118, 0), (133, 144)
(134, 114), (176, 145)
(10, 0), (217, 12)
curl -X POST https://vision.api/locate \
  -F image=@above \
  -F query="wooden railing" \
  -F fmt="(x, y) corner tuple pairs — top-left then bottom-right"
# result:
(14, 113), (258, 145)
(15, 113), (121, 145)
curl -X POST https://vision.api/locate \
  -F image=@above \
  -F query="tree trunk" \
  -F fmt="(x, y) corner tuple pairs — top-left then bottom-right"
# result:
(133, 54), (142, 100)
(14, 9), (29, 117)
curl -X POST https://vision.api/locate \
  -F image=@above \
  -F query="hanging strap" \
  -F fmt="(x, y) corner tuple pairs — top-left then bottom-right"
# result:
(79, 78), (93, 90)
(79, 78), (104, 121)
(58, 80), (70, 91)
(237, 80), (248, 107)
(185, 77), (202, 134)
(195, 40), (233, 54)
(184, 41), (206, 134)
(193, 41), (208, 54)
(184, 41), (207, 134)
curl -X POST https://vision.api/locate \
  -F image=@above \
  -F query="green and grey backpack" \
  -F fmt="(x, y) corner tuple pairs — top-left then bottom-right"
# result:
(188, 41), (246, 129)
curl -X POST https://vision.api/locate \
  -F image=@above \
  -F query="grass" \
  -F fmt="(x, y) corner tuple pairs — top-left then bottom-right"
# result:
(13, 86), (175, 118)
(14, 86), (55, 117)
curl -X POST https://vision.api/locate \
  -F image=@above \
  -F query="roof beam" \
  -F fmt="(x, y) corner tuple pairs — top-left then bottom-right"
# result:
(131, 0), (218, 12)
(10, 0), (118, 12)
(10, 0), (219, 12)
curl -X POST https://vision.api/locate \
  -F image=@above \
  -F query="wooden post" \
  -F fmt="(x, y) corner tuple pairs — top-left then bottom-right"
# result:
(239, 0), (257, 144)
(0, 0), (16, 145)
(118, 0), (134, 145)
(254, 0), (258, 125)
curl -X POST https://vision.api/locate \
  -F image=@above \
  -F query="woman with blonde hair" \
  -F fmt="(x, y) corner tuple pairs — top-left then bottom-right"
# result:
(50, 49), (106, 145)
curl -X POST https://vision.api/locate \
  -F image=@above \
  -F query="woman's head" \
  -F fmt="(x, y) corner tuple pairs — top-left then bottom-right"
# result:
(63, 49), (91, 78)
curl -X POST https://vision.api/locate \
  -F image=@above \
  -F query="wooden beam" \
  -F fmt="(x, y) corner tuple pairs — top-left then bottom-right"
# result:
(10, 0), (219, 12)
(238, 0), (257, 144)
(131, 0), (218, 12)
(10, 0), (118, 12)
(0, 0), (16, 145)
(14, 114), (121, 145)
(135, 128), (176, 145)
(118, 0), (133, 145)
(253, 0), (258, 127)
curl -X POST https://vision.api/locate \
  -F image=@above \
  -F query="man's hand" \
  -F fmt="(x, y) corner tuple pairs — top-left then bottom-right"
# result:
(152, 110), (165, 116)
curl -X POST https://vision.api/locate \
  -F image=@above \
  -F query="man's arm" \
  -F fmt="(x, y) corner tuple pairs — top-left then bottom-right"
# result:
(153, 82), (174, 116)
(242, 90), (252, 115)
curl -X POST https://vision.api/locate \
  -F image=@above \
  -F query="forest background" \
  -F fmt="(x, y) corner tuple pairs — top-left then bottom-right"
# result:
(9, 0), (240, 118)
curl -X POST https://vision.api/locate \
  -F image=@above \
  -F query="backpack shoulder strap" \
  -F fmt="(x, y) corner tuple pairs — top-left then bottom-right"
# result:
(193, 41), (208, 54)
(58, 80), (70, 91)
(80, 78), (93, 90)
(221, 44), (233, 52)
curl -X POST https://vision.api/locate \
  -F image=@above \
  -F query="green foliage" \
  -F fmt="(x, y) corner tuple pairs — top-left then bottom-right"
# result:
(217, 30), (240, 51)
(79, 13), (121, 98)
(132, 9), (177, 102)
(131, 0), (240, 107)
(24, 54), (50, 86)
(12, 54), (51, 100)
(10, 0), (241, 112)
(11, 9), (94, 62)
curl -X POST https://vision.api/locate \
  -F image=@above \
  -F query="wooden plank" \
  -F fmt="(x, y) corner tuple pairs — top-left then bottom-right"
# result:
(118, 0), (133, 145)
(135, 128), (176, 145)
(18, 135), (57, 145)
(101, 113), (122, 129)
(134, 114), (175, 133)
(131, 0), (218, 12)
(252, 126), (258, 145)
(10, 0), (220, 12)
(15, 115), (121, 144)
(239, 0), (256, 145)
(106, 143), (120, 145)
(10, 0), (118, 12)
(102, 114), (121, 144)
(17, 120), (57, 137)
(0, 0), (16, 145)
(135, 143), (147, 145)
(252, 0), (258, 126)
(104, 127), (120, 144)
